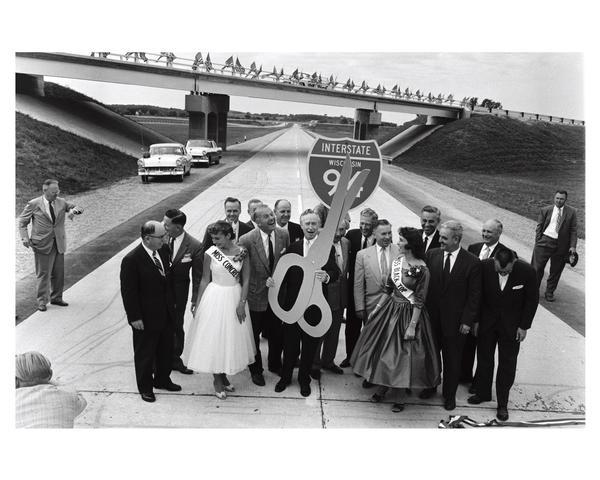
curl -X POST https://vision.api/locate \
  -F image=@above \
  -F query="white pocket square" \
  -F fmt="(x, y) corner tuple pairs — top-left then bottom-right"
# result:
(181, 257), (192, 263)
(512, 285), (524, 290)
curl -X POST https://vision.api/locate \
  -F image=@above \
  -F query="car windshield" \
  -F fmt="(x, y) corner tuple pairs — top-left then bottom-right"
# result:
(150, 146), (184, 155)
(187, 140), (213, 148)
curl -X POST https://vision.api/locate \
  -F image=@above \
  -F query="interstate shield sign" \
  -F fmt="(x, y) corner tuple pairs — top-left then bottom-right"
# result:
(307, 137), (382, 210)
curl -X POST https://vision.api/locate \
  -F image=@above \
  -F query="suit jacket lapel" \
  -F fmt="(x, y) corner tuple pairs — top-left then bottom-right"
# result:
(172, 233), (189, 264)
(38, 196), (54, 223)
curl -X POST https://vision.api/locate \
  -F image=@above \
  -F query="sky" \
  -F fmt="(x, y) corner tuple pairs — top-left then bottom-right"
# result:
(49, 52), (584, 126)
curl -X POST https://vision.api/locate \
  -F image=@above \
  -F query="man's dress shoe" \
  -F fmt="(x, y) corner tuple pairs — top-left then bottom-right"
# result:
(300, 383), (311, 397)
(370, 393), (384, 403)
(323, 364), (344, 374)
(50, 300), (69, 306)
(545, 292), (555, 302)
(173, 365), (194, 375)
(274, 380), (288, 393)
(496, 406), (509, 421)
(444, 398), (456, 411)
(251, 373), (266, 386)
(38, 304), (47, 312)
(362, 380), (375, 388)
(310, 369), (321, 380)
(141, 392), (156, 403)
(339, 358), (351, 368)
(391, 403), (405, 413)
(419, 387), (436, 399)
(154, 381), (182, 392)
(467, 394), (490, 405)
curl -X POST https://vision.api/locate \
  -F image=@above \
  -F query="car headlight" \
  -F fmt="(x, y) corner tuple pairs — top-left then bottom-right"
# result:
(137, 159), (145, 167)
(176, 158), (183, 166)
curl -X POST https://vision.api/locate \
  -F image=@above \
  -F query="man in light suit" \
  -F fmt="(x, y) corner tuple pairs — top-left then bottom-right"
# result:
(468, 247), (538, 421)
(418, 205), (442, 252)
(340, 207), (378, 368)
(353, 219), (400, 387)
(246, 198), (263, 229)
(461, 219), (507, 386)
(274, 198), (303, 243)
(202, 197), (253, 251)
(423, 220), (481, 410)
(18, 179), (83, 311)
(238, 204), (290, 386)
(313, 217), (350, 375)
(120, 220), (181, 403)
(531, 190), (578, 302)
(162, 209), (203, 375)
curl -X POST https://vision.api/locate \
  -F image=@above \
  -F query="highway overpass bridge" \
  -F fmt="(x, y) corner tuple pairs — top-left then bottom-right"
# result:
(15, 52), (468, 149)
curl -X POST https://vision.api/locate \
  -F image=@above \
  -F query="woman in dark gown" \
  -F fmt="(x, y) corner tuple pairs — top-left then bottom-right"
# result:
(351, 227), (441, 412)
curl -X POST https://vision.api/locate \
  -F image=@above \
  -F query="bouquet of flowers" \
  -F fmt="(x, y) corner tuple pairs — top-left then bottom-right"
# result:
(405, 264), (424, 279)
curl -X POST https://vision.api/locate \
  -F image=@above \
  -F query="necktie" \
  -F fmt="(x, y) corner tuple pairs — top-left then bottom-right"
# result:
(169, 237), (175, 261)
(268, 233), (274, 273)
(481, 245), (490, 260)
(335, 243), (343, 271)
(442, 252), (451, 285)
(152, 251), (165, 276)
(556, 209), (562, 234)
(362, 236), (368, 249)
(380, 248), (388, 280)
(49, 201), (56, 224)
(423, 234), (429, 251)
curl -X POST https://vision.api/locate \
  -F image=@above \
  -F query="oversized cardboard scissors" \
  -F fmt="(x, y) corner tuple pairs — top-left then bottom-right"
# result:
(268, 153), (370, 337)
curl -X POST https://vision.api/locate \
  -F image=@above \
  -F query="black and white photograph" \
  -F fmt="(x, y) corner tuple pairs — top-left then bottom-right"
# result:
(5, 1), (598, 478)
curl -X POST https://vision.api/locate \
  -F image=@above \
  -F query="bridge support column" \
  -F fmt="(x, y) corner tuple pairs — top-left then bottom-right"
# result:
(426, 115), (457, 125)
(16, 73), (45, 96)
(185, 93), (230, 150)
(353, 109), (381, 140)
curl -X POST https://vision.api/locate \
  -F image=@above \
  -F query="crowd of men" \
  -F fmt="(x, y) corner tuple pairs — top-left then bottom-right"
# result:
(18, 180), (579, 419)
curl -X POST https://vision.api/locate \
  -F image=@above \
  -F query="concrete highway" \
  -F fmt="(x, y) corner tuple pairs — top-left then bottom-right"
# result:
(15, 125), (585, 427)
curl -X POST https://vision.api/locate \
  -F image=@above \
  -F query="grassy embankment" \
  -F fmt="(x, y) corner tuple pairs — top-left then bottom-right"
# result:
(398, 115), (585, 238)
(15, 112), (138, 216)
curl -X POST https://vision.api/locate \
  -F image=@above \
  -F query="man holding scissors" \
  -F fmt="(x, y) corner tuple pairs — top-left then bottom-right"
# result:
(274, 209), (339, 397)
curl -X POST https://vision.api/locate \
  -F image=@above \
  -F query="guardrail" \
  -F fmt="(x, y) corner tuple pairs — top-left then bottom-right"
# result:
(470, 106), (584, 126)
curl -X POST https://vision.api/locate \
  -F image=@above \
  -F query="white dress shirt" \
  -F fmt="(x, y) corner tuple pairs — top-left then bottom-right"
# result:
(303, 237), (315, 257)
(259, 229), (273, 259)
(423, 232), (435, 251)
(42, 197), (54, 220)
(142, 243), (164, 271)
(376, 244), (391, 276)
(230, 221), (240, 241)
(443, 249), (459, 273)
(480, 242), (498, 260)
(171, 232), (184, 259)
(543, 206), (563, 239)
(498, 273), (509, 291)
(334, 241), (343, 271)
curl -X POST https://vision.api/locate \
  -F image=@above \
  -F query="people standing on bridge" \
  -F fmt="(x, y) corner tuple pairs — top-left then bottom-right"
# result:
(238, 205), (290, 386)
(422, 221), (481, 411)
(467, 247), (538, 421)
(531, 190), (578, 302)
(340, 208), (378, 369)
(183, 221), (256, 399)
(418, 205), (441, 252)
(161, 209), (203, 375)
(274, 210), (339, 397)
(351, 219), (400, 388)
(351, 227), (440, 413)
(246, 198), (263, 229)
(202, 197), (253, 251)
(120, 220), (181, 403)
(274, 198), (303, 243)
(19, 179), (84, 312)
(461, 219), (506, 389)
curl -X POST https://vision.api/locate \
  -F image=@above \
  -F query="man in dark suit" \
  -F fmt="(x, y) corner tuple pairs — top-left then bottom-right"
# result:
(313, 218), (350, 375)
(162, 209), (203, 375)
(531, 190), (578, 302)
(423, 220), (481, 410)
(461, 219), (506, 385)
(418, 205), (442, 252)
(274, 210), (339, 397)
(202, 197), (253, 251)
(468, 247), (538, 421)
(246, 198), (263, 229)
(274, 198), (303, 243)
(120, 221), (181, 403)
(340, 207), (378, 368)
(238, 205), (290, 386)
(18, 179), (84, 311)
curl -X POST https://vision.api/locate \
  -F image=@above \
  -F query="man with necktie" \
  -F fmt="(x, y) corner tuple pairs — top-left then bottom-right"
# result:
(202, 197), (253, 251)
(274, 198), (303, 243)
(19, 179), (83, 311)
(531, 190), (578, 302)
(418, 205), (442, 252)
(423, 220), (481, 410)
(461, 219), (507, 386)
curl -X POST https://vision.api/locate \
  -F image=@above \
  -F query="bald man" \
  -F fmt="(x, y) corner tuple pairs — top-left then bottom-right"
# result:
(120, 220), (181, 403)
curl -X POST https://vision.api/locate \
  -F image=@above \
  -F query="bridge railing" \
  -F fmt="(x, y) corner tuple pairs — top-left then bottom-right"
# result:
(470, 105), (584, 126)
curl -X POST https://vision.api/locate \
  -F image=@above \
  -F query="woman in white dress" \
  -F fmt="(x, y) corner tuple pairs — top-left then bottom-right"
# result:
(183, 221), (256, 399)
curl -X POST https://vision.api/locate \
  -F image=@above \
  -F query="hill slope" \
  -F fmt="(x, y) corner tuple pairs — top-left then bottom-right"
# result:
(396, 115), (585, 237)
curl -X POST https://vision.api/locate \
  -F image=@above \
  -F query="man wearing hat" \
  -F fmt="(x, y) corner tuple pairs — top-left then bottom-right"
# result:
(531, 190), (578, 302)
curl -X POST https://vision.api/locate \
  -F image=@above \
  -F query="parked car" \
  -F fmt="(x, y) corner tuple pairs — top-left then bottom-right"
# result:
(185, 139), (222, 167)
(137, 143), (192, 183)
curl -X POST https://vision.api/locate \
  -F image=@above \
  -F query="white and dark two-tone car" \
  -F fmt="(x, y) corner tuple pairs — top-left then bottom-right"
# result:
(138, 143), (192, 183)
(185, 139), (222, 167)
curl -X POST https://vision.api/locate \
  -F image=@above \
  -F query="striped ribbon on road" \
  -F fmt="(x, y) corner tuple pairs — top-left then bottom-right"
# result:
(438, 415), (585, 428)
